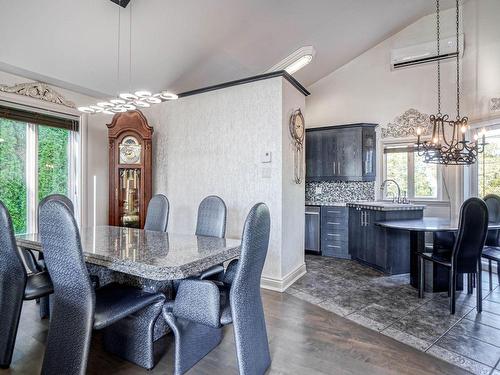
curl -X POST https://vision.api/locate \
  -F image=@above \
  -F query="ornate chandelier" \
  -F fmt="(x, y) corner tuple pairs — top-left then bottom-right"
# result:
(78, 2), (177, 115)
(416, 0), (486, 165)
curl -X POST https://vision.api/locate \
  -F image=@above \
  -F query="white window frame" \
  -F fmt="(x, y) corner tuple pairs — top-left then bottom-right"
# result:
(382, 140), (443, 202)
(466, 119), (500, 199)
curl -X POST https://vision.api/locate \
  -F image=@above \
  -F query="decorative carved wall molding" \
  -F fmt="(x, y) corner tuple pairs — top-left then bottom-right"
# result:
(0, 82), (76, 108)
(491, 98), (500, 112)
(381, 108), (432, 139)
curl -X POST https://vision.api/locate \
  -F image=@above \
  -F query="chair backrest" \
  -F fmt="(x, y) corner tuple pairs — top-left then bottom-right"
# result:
(231, 202), (270, 298)
(144, 194), (169, 232)
(38, 194), (74, 233)
(195, 195), (227, 238)
(39, 200), (95, 374)
(0, 201), (28, 367)
(453, 197), (489, 273)
(484, 194), (500, 246)
(229, 203), (271, 375)
(0, 201), (28, 282)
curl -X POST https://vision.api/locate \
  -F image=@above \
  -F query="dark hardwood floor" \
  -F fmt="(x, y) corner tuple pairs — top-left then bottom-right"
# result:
(2, 289), (467, 375)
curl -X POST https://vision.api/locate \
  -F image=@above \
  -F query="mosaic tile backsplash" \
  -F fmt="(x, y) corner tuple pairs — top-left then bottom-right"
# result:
(305, 181), (375, 203)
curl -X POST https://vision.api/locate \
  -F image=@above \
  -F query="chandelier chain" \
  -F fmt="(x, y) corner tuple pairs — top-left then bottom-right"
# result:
(456, 0), (460, 119)
(436, 0), (441, 115)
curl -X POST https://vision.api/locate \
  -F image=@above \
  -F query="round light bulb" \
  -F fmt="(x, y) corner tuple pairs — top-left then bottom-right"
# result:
(160, 91), (178, 100)
(134, 100), (150, 108)
(77, 106), (95, 113)
(135, 90), (152, 98)
(97, 102), (113, 107)
(119, 93), (138, 100)
(123, 104), (136, 110)
(110, 99), (126, 105)
(416, 127), (422, 136)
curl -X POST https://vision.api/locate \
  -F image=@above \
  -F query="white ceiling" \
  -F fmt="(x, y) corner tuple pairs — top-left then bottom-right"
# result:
(0, 0), (455, 99)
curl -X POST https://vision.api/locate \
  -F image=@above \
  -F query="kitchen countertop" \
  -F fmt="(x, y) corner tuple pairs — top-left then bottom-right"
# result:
(346, 201), (426, 211)
(16, 225), (241, 281)
(305, 201), (347, 207)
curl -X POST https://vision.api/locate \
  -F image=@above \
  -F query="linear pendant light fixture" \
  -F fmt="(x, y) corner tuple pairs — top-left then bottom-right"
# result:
(78, 1), (177, 114)
(266, 46), (316, 75)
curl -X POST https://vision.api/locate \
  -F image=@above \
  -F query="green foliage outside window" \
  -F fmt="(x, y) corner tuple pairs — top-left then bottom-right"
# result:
(0, 118), (27, 233)
(0, 118), (69, 234)
(478, 131), (500, 197)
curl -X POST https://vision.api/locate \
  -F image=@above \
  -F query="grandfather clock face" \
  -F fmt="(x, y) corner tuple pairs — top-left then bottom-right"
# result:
(119, 136), (142, 164)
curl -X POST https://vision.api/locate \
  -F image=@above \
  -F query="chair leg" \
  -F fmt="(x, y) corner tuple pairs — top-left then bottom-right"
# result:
(477, 261), (483, 313)
(450, 268), (456, 315)
(497, 261), (500, 286)
(472, 273), (476, 288)
(489, 260), (493, 291)
(418, 256), (425, 298)
(467, 274), (473, 294)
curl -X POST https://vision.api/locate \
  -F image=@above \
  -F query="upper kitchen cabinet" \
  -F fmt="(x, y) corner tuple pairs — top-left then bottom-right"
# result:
(305, 123), (377, 182)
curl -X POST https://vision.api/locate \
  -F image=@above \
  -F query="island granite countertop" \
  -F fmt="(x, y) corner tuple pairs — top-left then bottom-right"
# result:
(346, 201), (426, 211)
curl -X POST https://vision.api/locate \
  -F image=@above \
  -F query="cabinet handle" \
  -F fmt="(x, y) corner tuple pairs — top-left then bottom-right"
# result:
(327, 210), (341, 214)
(327, 245), (341, 248)
(327, 222), (340, 225)
(327, 233), (340, 237)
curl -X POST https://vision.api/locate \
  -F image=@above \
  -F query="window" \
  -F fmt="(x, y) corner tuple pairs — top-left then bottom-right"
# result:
(383, 143), (440, 200)
(0, 104), (79, 234)
(477, 127), (500, 197)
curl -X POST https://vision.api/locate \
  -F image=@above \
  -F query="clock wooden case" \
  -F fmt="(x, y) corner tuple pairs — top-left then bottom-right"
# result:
(107, 110), (153, 229)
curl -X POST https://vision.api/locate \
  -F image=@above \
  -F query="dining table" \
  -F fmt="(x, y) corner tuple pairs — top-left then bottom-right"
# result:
(376, 217), (500, 293)
(16, 225), (241, 369)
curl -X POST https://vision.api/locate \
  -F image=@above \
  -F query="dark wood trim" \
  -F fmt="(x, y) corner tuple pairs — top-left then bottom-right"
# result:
(306, 123), (378, 132)
(178, 70), (310, 98)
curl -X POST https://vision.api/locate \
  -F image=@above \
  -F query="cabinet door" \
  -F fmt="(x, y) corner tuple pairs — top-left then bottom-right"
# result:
(337, 128), (362, 179)
(306, 131), (323, 179)
(348, 208), (361, 259)
(362, 127), (376, 181)
(321, 130), (338, 178)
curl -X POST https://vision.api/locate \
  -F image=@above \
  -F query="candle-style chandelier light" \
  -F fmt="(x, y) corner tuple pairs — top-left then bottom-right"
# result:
(78, 1), (177, 115)
(415, 0), (486, 165)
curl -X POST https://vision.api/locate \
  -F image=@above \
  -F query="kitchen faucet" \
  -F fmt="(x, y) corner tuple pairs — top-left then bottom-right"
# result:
(380, 179), (402, 203)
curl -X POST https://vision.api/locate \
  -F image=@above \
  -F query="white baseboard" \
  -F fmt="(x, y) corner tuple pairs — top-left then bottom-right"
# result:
(260, 263), (307, 292)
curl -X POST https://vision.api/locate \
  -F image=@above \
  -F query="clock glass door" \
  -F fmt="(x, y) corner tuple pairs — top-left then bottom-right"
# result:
(119, 168), (141, 228)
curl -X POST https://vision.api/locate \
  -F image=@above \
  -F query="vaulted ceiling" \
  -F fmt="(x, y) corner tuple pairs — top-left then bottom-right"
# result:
(0, 0), (455, 99)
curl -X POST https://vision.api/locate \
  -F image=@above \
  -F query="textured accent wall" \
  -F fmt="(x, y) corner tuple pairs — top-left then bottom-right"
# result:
(141, 77), (305, 286)
(305, 181), (375, 203)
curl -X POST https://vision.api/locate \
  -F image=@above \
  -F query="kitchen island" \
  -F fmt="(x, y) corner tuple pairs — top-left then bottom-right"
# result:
(347, 202), (425, 275)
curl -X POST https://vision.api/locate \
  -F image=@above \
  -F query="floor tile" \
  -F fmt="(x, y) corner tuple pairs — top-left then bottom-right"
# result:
(482, 300), (500, 316)
(466, 310), (500, 330)
(346, 313), (386, 331)
(448, 319), (500, 348)
(426, 345), (493, 375)
(381, 327), (431, 351)
(435, 331), (500, 367)
(349, 302), (409, 329)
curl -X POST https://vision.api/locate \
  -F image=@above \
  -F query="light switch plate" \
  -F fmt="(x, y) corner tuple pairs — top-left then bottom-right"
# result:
(262, 151), (272, 163)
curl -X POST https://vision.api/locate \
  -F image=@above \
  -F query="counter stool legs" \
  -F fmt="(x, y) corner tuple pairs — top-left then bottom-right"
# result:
(477, 259), (482, 313)
(450, 269), (456, 315)
(489, 260), (493, 291)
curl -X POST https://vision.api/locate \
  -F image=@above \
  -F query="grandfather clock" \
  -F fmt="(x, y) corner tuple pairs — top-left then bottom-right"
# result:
(107, 110), (153, 229)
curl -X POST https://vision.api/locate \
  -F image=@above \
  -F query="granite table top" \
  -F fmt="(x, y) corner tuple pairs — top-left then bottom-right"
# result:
(346, 201), (426, 211)
(376, 217), (500, 232)
(16, 225), (241, 281)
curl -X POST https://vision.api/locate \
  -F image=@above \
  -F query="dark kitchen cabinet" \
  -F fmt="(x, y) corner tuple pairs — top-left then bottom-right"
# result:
(348, 206), (423, 275)
(306, 123), (376, 182)
(320, 206), (349, 258)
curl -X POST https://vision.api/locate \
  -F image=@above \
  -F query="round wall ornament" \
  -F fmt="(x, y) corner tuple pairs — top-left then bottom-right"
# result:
(289, 108), (305, 184)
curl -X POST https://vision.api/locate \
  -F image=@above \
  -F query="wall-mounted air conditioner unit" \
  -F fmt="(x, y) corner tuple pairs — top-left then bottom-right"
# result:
(391, 34), (464, 70)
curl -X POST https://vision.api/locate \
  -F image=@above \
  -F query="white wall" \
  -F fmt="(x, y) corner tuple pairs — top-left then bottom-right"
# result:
(139, 77), (305, 290)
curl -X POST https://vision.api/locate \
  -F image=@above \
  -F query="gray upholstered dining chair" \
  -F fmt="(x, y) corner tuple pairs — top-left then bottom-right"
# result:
(482, 194), (500, 290)
(39, 199), (165, 374)
(196, 195), (227, 280)
(144, 194), (169, 232)
(418, 198), (489, 314)
(163, 203), (271, 375)
(0, 200), (53, 369)
(21, 194), (74, 274)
